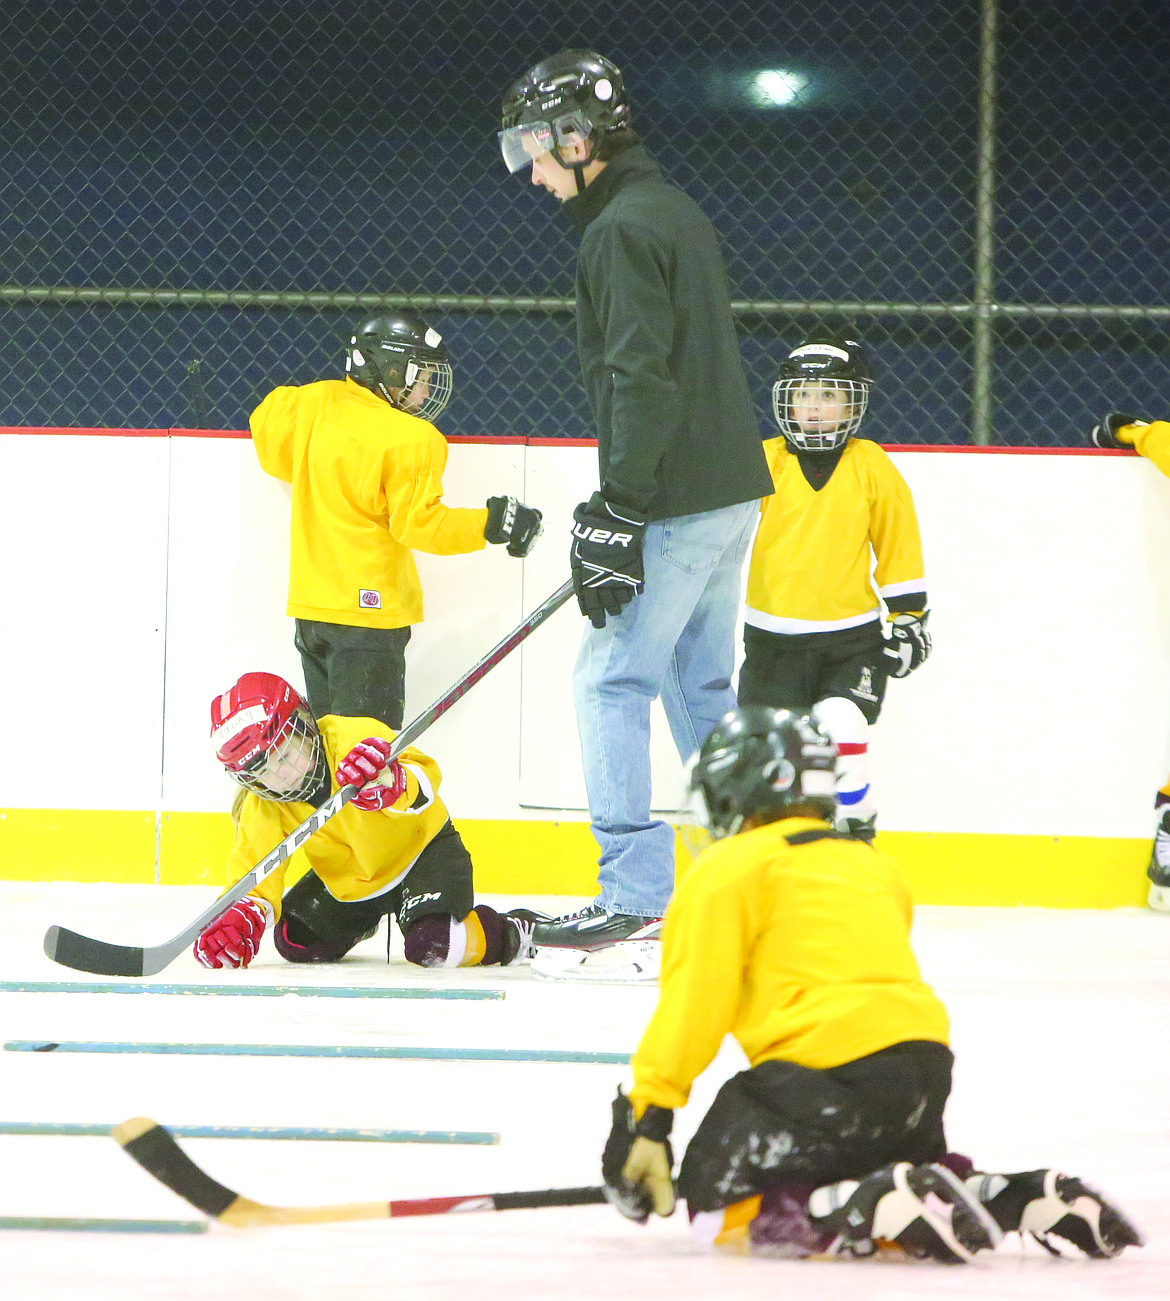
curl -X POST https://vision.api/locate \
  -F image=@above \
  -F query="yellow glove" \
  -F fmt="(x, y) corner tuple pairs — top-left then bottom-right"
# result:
(622, 1135), (676, 1217)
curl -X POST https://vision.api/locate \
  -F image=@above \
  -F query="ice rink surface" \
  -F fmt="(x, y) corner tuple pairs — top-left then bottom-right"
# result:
(2, 881), (1167, 1301)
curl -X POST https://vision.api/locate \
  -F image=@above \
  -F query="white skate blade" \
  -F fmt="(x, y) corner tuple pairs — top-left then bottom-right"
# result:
(530, 939), (661, 984)
(1147, 881), (1170, 914)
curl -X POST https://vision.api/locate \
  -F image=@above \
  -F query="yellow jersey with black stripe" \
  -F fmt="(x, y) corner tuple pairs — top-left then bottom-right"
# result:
(226, 715), (450, 917)
(250, 377), (488, 629)
(628, 818), (949, 1116)
(744, 437), (926, 633)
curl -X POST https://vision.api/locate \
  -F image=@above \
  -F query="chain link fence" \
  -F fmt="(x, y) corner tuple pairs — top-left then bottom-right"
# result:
(1, 0), (1166, 444)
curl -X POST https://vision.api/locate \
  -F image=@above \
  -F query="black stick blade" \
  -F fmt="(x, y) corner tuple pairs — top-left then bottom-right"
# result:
(492, 1187), (607, 1210)
(44, 926), (145, 977)
(114, 1118), (238, 1219)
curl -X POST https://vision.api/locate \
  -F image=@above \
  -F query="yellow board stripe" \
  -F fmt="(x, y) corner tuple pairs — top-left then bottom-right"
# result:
(0, 810), (1151, 908)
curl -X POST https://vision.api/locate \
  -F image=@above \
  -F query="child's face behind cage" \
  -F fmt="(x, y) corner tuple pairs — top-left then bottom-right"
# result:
(789, 381), (853, 434)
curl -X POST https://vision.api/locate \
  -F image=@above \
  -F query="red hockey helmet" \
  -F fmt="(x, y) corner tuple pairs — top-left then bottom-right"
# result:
(210, 672), (327, 802)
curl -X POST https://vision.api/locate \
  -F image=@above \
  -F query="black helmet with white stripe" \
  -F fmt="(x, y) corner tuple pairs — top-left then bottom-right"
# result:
(687, 706), (838, 839)
(773, 331), (874, 451)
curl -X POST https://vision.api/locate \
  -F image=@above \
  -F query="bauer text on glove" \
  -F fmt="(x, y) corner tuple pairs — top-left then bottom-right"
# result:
(336, 737), (408, 811)
(570, 492), (646, 630)
(485, 495), (543, 558)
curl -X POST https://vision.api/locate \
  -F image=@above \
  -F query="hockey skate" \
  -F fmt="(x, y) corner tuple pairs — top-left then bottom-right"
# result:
(807, 1161), (1002, 1264)
(967, 1168), (1145, 1258)
(500, 908), (548, 966)
(530, 902), (662, 983)
(1147, 808), (1170, 913)
(838, 813), (877, 844)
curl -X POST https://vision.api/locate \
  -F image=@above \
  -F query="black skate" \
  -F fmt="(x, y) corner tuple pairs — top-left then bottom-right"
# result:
(969, 1168), (1145, 1258)
(530, 902), (662, 983)
(839, 814), (877, 844)
(808, 1161), (1002, 1264)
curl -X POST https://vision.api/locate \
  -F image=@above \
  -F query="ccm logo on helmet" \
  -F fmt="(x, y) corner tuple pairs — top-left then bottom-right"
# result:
(573, 524), (634, 547)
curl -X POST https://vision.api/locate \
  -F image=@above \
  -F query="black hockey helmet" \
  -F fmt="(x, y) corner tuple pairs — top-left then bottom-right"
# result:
(687, 706), (838, 839)
(346, 311), (453, 422)
(499, 49), (631, 174)
(773, 330), (874, 451)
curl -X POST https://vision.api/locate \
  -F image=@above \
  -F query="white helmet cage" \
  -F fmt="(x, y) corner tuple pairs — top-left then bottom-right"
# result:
(223, 704), (328, 803)
(346, 314), (453, 422)
(772, 336), (873, 451)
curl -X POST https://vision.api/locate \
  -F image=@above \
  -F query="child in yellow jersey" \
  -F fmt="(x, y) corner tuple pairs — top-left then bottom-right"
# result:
(601, 706), (1143, 1264)
(250, 310), (543, 730)
(191, 672), (543, 971)
(737, 330), (930, 843)
(1090, 409), (1170, 912)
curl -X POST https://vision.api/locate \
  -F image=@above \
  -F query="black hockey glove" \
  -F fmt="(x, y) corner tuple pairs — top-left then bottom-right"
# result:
(601, 1088), (676, 1222)
(884, 610), (931, 678)
(1089, 411), (1149, 450)
(485, 496), (543, 558)
(570, 492), (646, 629)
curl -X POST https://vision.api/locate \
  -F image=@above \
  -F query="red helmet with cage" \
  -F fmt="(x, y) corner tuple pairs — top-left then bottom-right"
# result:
(210, 672), (328, 802)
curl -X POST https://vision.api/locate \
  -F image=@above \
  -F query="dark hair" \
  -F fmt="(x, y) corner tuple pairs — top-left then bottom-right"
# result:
(596, 127), (640, 161)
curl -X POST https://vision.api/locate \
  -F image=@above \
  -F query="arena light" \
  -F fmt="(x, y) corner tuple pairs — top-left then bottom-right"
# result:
(751, 69), (809, 106)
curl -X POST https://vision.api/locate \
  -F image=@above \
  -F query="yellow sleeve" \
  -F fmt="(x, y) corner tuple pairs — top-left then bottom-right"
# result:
(865, 447), (926, 609)
(629, 852), (753, 1114)
(248, 386), (299, 483)
(222, 793), (293, 919)
(1128, 420), (1170, 481)
(379, 429), (489, 555)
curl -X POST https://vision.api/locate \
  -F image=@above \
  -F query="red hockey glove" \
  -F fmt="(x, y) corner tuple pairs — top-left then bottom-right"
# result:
(336, 737), (408, 811)
(193, 898), (267, 970)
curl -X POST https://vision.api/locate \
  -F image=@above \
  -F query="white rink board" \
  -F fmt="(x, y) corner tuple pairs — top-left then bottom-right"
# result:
(4, 432), (1170, 837)
(0, 434), (169, 811)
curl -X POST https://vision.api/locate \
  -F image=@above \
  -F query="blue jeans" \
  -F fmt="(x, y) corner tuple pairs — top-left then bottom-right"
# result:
(572, 499), (759, 916)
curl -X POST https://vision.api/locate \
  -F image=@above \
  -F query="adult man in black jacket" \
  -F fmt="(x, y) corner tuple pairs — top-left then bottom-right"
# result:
(499, 50), (772, 981)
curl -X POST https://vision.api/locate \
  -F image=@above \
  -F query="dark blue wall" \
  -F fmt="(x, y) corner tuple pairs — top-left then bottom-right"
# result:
(1, 1), (1166, 442)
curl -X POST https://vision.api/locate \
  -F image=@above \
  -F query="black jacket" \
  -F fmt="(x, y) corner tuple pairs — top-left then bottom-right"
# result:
(563, 145), (772, 522)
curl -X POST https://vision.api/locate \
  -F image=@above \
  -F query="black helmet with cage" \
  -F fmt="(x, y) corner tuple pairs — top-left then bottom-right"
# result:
(499, 49), (632, 178)
(772, 330), (874, 452)
(346, 311), (453, 422)
(687, 706), (838, 839)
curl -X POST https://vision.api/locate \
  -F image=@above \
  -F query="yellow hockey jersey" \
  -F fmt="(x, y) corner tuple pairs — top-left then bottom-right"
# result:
(250, 377), (489, 629)
(1125, 418), (1170, 480)
(226, 715), (450, 918)
(744, 437), (926, 633)
(629, 817), (949, 1116)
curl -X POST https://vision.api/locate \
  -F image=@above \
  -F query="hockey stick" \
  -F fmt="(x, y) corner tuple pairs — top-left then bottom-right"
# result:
(114, 1117), (605, 1226)
(44, 578), (577, 978)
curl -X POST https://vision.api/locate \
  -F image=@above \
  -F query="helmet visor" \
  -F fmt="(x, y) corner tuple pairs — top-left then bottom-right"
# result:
(499, 121), (555, 172)
(498, 112), (592, 172)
